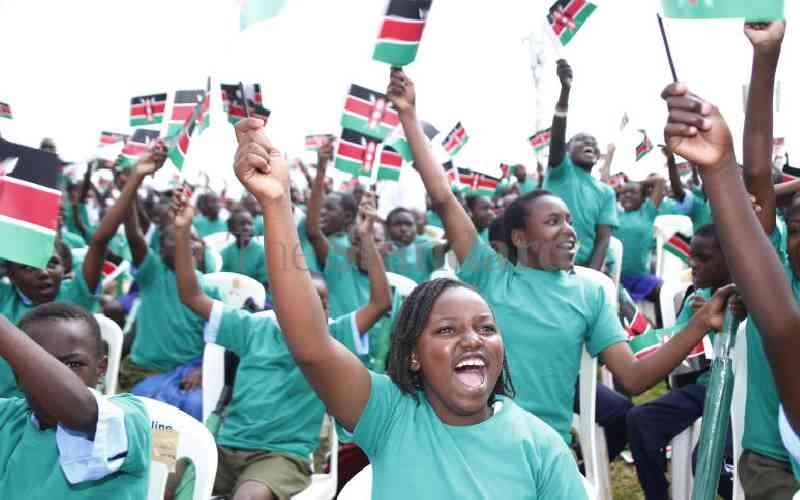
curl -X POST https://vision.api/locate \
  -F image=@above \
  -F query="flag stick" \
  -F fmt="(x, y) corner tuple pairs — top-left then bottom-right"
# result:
(657, 14), (679, 83)
(370, 143), (382, 191)
(238, 81), (250, 118)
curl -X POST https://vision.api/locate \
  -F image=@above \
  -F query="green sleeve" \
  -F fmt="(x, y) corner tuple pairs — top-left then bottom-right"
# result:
(585, 279), (627, 357)
(457, 237), (511, 294)
(132, 251), (158, 289)
(352, 372), (403, 458)
(533, 425), (589, 499)
(598, 185), (620, 228)
(216, 306), (277, 356)
(0, 398), (26, 428)
(59, 271), (99, 313)
(110, 394), (152, 475)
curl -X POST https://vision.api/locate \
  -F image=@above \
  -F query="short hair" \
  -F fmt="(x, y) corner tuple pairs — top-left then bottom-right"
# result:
(18, 302), (103, 357)
(386, 278), (515, 405)
(386, 207), (414, 226)
(464, 194), (486, 212)
(330, 192), (358, 219)
(499, 189), (554, 265)
(226, 208), (252, 230)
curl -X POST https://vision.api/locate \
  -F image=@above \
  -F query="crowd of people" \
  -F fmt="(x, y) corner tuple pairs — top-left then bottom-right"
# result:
(1, 18), (800, 500)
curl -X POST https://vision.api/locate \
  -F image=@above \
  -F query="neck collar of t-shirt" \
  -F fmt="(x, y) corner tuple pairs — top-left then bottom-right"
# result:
(15, 288), (34, 306)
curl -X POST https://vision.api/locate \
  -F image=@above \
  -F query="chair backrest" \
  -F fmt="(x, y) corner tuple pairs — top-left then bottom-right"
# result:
(293, 414), (340, 499)
(575, 345), (601, 491)
(202, 231), (233, 253)
(658, 278), (689, 329)
(95, 314), (123, 396)
(731, 321), (748, 500)
(338, 464), (372, 500)
(424, 225), (445, 241)
(654, 215), (693, 278)
(386, 272), (418, 298)
(202, 272), (266, 309)
(206, 250), (223, 273)
(139, 397), (218, 500)
(606, 237), (624, 290)
(574, 266), (618, 311)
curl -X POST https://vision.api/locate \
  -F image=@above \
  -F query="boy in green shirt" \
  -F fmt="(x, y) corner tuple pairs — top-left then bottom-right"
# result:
(543, 59), (618, 271)
(0, 302), (150, 499)
(220, 208), (268, 287)
(384, 206), (447, 284)
(192, 192), (227, 237)
(172, 188), (391, 500)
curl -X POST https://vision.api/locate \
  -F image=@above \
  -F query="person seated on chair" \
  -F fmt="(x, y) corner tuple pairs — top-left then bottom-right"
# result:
(219, 208), (268, 290)
(0, 302), (151, 498)
(665, 20), (800, 497)
(626, 224), (737, 500)
(192, 192), (227, 238)
(383, 206), (447, 284)
(232, 116), (591, 499)
(114, 155), (221, 420)
(171, 188), (391, 500)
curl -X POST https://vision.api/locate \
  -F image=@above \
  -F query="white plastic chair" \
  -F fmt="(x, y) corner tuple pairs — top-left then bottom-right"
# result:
(424, 224), (445, 241)
(206, 250), (223, 273)
(731, 321), (748, 500)
(291, 415), (339, 500)
(95, 314), (123, 396)
(654, 215), (694, 279)
(573, 266), (616, 500)
(202, 272), (267, 310)
(385, 272), (418, 298)
(139, 396), (218, 500)
(203, 231), (234, 253)
(607, 236), (624, 290)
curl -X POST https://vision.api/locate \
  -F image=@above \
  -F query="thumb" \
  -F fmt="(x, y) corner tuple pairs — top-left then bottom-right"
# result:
(709, 284), (738, 310)
(234, 118), (266, 145)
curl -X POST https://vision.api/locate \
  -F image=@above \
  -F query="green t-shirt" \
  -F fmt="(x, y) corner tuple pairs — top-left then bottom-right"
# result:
(61, 230), (87, 250)
(0, 273), (99, 398)
(0, 394), (150, 499)
(688, 186), (713, 233)
(295, 215), (350, 274)
(213, 306), (355, 459)
(658, 196), (690, 216)
(458, 238), (626, 443)
(543, 157), (619, 266)
(385, 241), (438, 284)
(614, 200), (658, 277)
(220, 240), (267, 284)
(129, 252), (219, 372)
(192, 215), (227, 238)
(426, 210), (443, 229)
(352, 372), (587, 500)
(518, 177), (538, 194)
(742, 227), (794, 462)
(64, 203), (91, 239)
(253, 214), (264, 237)
(148, 226), (161, 252)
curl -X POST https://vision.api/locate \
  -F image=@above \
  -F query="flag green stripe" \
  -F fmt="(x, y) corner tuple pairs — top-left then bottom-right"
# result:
(335, 157), (369, 177)
(387, 138), (413, 161)
(559, 3), (597, 45)
(377, 167), (401, 181)
(448, 139), (467, 157)
(168, 146), (185, 170)
(341, 114), (393, 140)
(0, 218), (55, 268)
(373, 41), (420, 67)
(130, 117), (163, 127)
(664, 245), (690, 263)
(662, 0), (783, 21)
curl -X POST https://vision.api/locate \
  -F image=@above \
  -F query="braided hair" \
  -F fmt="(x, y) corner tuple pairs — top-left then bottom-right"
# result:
(386, 278), (516, 406)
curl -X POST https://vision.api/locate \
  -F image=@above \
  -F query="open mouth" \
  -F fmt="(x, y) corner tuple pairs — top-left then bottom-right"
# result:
(453, 356), (488, 390)
(556, 239), (576, 251)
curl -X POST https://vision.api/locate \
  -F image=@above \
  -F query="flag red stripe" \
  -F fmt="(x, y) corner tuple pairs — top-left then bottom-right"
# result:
(381, 150), (402, 167)
(378, 17), (425, 42)
(178, 131), (191, 155)
(344, 97), (400, 127)
(668, 235), (691, 254)
(0, 178), (60, 229)
(338, 141), (365, 162)
(130, 103), (166, 115)
(170, 105), (196, 121)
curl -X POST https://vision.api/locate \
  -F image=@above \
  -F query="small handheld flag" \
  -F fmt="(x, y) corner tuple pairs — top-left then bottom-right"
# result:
(335, 129), (382, 178)
(167, 97), (205, 170)
(0, 140), (62, 268)
(119, 129), (161, 169)
(636, 129), (654, 161)
(221, 83), (270, 125)
(97, 132), (129, 162)
(0, 102), (11, 120)
(547, 0), (597, 46)
(130, 93), (167, 127)
(529, 128), (552, 153)
(442, 122), (469, 157)
(240, 0), (288, 30)
(373, 0), (432, 67)
(377, 145), (403, 182)
(305, 134), (332, 152)
(341, 84), (399, 141)
(662, 0), (783, 22)
(664, 232), (691, 263)
(167, 89), (205, 139)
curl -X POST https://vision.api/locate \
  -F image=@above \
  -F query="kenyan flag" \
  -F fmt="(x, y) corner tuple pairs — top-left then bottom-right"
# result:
(221, 83), (270, 125)
(384, 125), (412, 161)
(377, 146), (403, 181)
(118, 129), (160, 169)
(458, 167), (476, 192)
(167, 89), (205, 139)
(471, 174), (500, 197)
(305, 134), (332, 151)
(98, 131), (128, 146)
(341, 84), (400, 141)
(167, 99), (204, 170)
(662, 0), (783, 22)
(529, 128), (551, 153)
(442, 121), (468, 157)
(664, 232), (691, 263)
(636, 129), (654, 161)
(335, 129), (382, 178)
(624, 306), (652, 338)
(0, 102), (11, 120)
(129, 93), (167, 126)
(0, 140), (62, 268)
(629, 329), (669, 360)
(547, 0), (597, 46)
(444, 161), (459, 188)
(373, 0), (432, 67)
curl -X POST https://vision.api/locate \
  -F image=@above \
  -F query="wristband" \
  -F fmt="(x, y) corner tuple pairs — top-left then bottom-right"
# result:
(554, 109), (568, 118)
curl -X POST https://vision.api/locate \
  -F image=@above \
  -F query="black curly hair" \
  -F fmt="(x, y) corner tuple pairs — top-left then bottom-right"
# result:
(500, 189), (554, 265)
(386, 278), (515, 406)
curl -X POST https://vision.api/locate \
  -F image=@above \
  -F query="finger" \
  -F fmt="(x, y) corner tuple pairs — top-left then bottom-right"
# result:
(234, 117), (266, 144)
(664, 124), (698, 141)
(234, 142), (269, 165)
(665, 95), (712, 116)
(661, 82), (689, 100)
(235, 152), (271, 173)
(667, 109), (713, 131)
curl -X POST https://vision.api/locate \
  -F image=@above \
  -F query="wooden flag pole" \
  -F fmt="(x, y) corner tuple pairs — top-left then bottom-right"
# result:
(657, 14), (679, 83)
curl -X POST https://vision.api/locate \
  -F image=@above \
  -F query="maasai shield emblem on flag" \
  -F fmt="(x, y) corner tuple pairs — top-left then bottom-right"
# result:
(0, 140), (62, 268)
(221, 83), (270, 125)
(341, 84), (400, 141)
(529, 128), (552, 153)
(373, 0), (433, 66)
(305, 134), (332, 152)
(662, 0), (783, 21)
(130, 93), (167, 126)
(442, 122), (469, 157)
(119, 129), (160, 169)
(0, 102), (11, 120)
(471, 174), (500, 197)
(167, 89), (205, 139)
(636, 129), (654, 161)
(664, 232), (691, 263)
(547, 0), (597, 46)
(335, 129), (382, 177)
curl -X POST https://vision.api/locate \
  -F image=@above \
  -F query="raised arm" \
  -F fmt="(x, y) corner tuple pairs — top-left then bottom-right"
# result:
(387, 68), (477, 263)
(547, 59), (573, 168)
(354, 192), (392, 334)
(305, 141), (331, 268)
(599, 143), (615, 184)
(743, 21), (785, 235)
(172, 191), (213, 320)
(644, 175), (667, 208)
(662, 80), (800, 433)
(663, 146), (686, 201)
(0, 315), (97, 434)
(233, 119), (370, 431)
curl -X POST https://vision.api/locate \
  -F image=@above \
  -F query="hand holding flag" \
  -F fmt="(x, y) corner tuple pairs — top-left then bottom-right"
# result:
(233, 119), (288, 203)
(387, 67), (416, 115)
(135, 139), (167, 177)
(743, 20), (785, 53)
